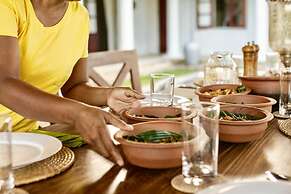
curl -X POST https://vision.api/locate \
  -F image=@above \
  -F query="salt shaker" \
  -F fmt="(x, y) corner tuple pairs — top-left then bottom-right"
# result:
(242, 41), (259, 76)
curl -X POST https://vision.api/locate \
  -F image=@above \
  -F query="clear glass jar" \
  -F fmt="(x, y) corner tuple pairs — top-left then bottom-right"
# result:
(204, 51), (239, 85)
(268, 0), (291, 53)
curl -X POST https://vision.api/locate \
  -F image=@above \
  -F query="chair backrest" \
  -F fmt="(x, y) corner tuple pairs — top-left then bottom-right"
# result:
(87, 50), (142, 92)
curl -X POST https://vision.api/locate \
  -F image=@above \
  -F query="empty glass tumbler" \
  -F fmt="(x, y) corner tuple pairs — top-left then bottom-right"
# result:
(279, 65), (291, 117)
(182, 102), (220, 186)
(0, 114), (13, 194)
(150, 73), (175, 106)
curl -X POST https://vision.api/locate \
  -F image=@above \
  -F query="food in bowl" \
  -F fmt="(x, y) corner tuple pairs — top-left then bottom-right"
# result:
(123, 130), (183, 143)
(220, 110), (264, 121)
(123, 106), (195, 124)
(195, 84), (251, 102)
(114, 121), (195, 169)
(211, 94), (277, 112)
(133, 113), (182, 119)
(219, 105), (273, 143)
(202, 85), (247, 97)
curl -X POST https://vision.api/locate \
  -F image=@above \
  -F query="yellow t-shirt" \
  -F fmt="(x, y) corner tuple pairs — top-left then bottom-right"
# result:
(0, 0), (89, 131)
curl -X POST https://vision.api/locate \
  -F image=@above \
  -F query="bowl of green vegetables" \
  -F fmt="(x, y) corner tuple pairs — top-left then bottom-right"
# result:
(114, 121), (195, 169)
(219, 105), (273, 143)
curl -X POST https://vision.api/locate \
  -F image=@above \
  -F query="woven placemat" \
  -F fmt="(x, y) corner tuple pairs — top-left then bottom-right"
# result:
(278, 119), (291, 138)
(14, 146), (75, 186)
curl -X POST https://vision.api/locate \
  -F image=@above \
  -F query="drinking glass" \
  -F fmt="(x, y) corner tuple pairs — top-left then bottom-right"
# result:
(171, 101), (220, 193)
(0, 114), (13, 194)
(150, 73), (175, 106)
(279, 65), (291, 117)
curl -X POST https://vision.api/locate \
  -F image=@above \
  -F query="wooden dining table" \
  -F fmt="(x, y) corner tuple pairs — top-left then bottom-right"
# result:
(19, 116), (291, 194)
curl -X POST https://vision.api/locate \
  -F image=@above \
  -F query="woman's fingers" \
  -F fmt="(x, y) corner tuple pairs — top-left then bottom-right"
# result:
(98, 121), (124, 166)
(82, 124), (110, 158)
(75, 106), (127, 166)
(118, 97), (138, 103)
(90, 136), (110, 158)
(110, 100), (135, 115)
(124, 89), (145, 99)
(104, 112), (133, 131)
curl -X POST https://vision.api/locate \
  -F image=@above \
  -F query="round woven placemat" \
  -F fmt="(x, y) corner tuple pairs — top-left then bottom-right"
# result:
(278, 119), (291, 138)
(14, 146), (75, 186)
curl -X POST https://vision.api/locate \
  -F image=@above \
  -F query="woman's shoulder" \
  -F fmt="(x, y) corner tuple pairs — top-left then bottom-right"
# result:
(0, 0), (26, 10)
(0, 0), (28, 19)
(69, 1), (89, 20)
(0, 0), (17, 9)
(0, 0), (28, 24)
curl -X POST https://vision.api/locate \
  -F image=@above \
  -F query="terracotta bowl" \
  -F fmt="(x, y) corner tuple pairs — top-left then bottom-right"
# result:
(114, 121), (191, 169)
(123, 106), (195, 124)
(211, 94), (277, 112)
(219, 105), (273, 143)
(239, 76), (280, 97)
(195, 84), (251, 102)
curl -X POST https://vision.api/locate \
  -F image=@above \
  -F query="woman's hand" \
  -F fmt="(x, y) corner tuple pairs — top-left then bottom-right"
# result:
(107, 87), (145, 114)
(74, 105), (133, 166)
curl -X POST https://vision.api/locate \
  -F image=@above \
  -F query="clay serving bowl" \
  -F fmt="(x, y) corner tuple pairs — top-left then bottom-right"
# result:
(211, 94), (277, 112)
(239, 76), (280, 97)
(114, 121), (194, 169)
(195, 84), (251, 102)
(123, 106), (195, 124)
(219, 105), (273, 143)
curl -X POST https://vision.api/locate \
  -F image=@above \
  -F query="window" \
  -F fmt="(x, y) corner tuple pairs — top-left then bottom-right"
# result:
(83, 0), (108, 52)
(197, 0), (246, 29)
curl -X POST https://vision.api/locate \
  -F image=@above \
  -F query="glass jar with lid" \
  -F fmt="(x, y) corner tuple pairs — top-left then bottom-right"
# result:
(268, 0), (291, 66)
(204, 51), (239, 85)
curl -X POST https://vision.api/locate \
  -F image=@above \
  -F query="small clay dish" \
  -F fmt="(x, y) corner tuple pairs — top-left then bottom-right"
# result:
(114, 121), (193, 169)
(239, 76), (280, 97)
(219, 105), (273, 143)
(123, 106), (195, 124)
(195, 84), (251, 102)
(211, 94), (277, 112)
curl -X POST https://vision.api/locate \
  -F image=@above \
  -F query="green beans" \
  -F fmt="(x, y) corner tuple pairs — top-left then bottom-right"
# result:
(31, 129), (85, 148)
(123, 130), (183, 143)
(135, 114), (181, 118)
(220, 110), (264, 121)
(236, 85), (247, 93)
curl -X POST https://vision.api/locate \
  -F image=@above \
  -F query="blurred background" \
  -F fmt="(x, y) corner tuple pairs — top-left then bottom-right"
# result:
(81, 0), (269, 89)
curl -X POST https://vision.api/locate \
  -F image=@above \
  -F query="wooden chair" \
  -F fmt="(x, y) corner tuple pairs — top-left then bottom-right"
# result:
(87, 50), (142, 92)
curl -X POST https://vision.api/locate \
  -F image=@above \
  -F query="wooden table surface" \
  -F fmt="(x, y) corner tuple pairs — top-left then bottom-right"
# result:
(20, 118), (291, 194)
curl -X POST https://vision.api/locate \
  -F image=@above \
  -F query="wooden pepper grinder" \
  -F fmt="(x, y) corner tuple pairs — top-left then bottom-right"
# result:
(242, 41), (259, 76)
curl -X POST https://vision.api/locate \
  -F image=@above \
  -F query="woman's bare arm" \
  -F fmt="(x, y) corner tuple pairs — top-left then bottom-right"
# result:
(61, 58), (113, 107)
(0, 36), (83, 124)
(0, 36), (132, 166)
(61, 58), (144, 114)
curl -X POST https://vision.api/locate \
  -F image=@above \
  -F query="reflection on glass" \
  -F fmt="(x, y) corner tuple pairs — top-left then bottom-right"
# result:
(0, 115), (13, 194)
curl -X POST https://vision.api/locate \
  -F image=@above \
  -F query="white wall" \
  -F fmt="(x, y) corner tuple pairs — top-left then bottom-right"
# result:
(134, 0), (159, 55)
(104, 0), (116, 50)
(193, 0), (259, 57)
(255, 0), (269, 55)
(117, 0), (135, 50)
(179, 0), (195, 56)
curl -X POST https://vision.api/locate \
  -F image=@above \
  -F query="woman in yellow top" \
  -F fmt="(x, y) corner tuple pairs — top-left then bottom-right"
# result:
(0, 0), (144, 166)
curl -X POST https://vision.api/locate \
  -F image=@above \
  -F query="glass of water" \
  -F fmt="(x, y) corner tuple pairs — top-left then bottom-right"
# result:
(171, 101), (220, 193)
(0, 114), (14, 194)
(150, 73), (175, 106)
(279, 65), (291, 117)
